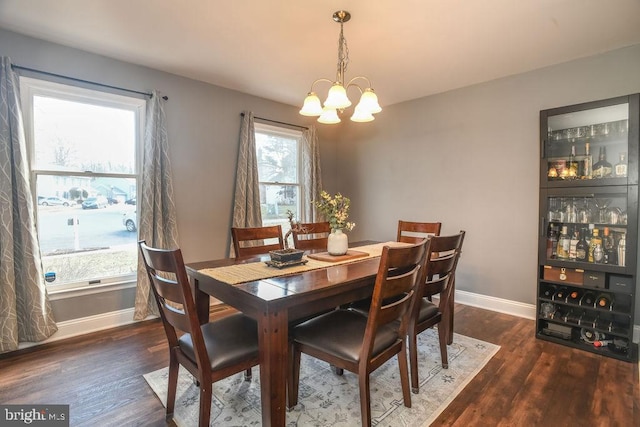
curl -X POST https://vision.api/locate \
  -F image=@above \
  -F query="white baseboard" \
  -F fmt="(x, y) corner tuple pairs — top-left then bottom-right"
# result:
(17, 308), (156, 351)
(16, 290), (640, 351)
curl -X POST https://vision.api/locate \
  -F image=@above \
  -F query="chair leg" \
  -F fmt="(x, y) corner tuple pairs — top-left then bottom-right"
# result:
(437, 323), (449, 369)
(198, 382), (212, 427)
(332, 365), (344, 376)
(358, 372), (371, 427)
(244, 368), (252, 381)
(398, 346), (412, 408)
(287, 342), (301, 409)
(166, 355), (179, 418)
(408, 329), (420, 394)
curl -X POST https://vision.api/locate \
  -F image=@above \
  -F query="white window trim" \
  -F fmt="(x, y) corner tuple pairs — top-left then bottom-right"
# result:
(254, 122), (306, 221)
(20, 77), (146, 295)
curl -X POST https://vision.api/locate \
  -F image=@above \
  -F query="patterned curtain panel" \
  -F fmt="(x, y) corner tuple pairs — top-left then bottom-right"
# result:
(133, 92), (180, 320)
(0, 57), (57, 353)
(302, 125), (323, 222)
(229, 111), (263, 256)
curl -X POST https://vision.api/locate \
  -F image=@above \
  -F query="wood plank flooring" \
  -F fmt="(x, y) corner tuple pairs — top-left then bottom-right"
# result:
(0, 304), (637, 426)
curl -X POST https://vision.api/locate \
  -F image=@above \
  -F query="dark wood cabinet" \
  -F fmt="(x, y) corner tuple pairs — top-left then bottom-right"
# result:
(537, 94), (639, 361)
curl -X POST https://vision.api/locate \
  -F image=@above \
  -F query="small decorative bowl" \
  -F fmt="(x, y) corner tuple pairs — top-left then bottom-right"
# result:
(269, 248), (304, 263)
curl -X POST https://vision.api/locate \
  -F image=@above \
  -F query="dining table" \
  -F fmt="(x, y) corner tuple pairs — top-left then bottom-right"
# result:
(185, 240), (395, 426)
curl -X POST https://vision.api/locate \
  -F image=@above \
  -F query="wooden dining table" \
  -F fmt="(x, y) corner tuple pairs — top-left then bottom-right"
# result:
(185, 241), (383, 427)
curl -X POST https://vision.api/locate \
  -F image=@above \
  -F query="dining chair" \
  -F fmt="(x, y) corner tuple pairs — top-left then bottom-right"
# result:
(231, 224), (284, 257)
(407, 231), (465, 394)
(397, 220), (442, 243)
(291, 221), (331, 251)
(138, 241), (260, 427)
(287, 240), (428, 427)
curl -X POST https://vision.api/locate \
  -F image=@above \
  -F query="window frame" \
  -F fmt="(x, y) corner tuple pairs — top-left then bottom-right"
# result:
(20, 76), (146, 294)
(253, 122), (306, 229)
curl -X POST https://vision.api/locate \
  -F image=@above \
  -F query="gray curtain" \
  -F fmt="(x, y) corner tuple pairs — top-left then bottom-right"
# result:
(302, 125), (323, 222)
(0, 57), (57, 353)
(229, 111), (263, 256)
(133, 91), (180, 320)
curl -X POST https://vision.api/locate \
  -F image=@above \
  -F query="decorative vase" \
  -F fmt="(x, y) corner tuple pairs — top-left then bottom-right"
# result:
(327, 229), (348, 255)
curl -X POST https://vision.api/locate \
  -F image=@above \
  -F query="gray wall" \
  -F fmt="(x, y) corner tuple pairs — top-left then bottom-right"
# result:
(2, 27), (640, 323)
(335, 44), (640, 318)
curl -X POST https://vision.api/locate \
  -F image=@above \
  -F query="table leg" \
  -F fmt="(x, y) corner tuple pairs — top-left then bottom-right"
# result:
(258, 307), (289, 426)
(190, 277), (210, 325)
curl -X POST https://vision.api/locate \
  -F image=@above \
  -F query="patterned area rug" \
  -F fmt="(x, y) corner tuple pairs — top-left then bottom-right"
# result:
(144, 329), (499, 426)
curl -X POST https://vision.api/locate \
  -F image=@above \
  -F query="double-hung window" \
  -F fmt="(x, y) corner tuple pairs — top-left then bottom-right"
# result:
(20, 77), (145, 292)
(254, 123), (304, 232)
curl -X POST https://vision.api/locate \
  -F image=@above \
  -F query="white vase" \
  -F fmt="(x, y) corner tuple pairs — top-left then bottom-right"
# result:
(327, 229), (348, 255)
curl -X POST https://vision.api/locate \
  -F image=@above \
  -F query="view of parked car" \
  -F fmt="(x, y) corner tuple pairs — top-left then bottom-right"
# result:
(38, 196), (71, 207)
(125, 197), (136, 205)
(122, 211), (137, 232)
(81, 196), (108, 209)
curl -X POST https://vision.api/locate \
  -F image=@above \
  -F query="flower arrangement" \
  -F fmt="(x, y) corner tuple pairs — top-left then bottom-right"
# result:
(313, 191), (356, 232)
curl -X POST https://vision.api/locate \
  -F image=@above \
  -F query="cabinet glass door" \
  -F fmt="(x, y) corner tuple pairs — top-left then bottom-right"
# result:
(545, 103), (629, 184)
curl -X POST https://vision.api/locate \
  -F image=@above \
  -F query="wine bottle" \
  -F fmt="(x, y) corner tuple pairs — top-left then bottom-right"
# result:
(588, 228), (602, 263)
(603, 227), (616, 265)
(592, 146), (612, 178)
(543, 284), (557, 298)
(575, 228), (588, 262)
(568, 289), (581, 303)
(546, 224), (558, 259)
(556, 225), (570, 260)
(580, 291), (596, 307)
(595, 293), (613, 310)
(569, 228), (579, 260)
(568, 145), (579, 179)
(554, 287), (568, 301)
(614, 152), (627, 178)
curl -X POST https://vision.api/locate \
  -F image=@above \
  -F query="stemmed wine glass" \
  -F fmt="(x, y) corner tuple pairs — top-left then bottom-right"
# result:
(594, 198), (611, 224)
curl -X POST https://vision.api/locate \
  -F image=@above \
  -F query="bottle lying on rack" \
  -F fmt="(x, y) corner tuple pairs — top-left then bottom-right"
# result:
(554, 287), (568, 302)
(595, 293), (614, 310)
(580, 291), (596, 307)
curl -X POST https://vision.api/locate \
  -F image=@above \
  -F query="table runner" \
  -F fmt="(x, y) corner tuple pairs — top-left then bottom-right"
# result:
(199, 241), (407, 285)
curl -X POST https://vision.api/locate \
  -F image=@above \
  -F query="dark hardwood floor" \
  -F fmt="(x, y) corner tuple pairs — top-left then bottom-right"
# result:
(1, 304), (638, 426)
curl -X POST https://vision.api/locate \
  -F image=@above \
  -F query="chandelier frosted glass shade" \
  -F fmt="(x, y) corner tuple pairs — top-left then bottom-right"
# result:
(324, 84), (352, 109)
(299, 92), (323, 116)
(318, 108), (341, 124)
(299, 10), (381, 124)
(357, 88), (382, 114)
(350, 105), (374, 122)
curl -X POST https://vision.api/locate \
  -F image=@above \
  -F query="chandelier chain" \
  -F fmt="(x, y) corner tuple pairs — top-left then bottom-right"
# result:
(336, 21), (349, 83)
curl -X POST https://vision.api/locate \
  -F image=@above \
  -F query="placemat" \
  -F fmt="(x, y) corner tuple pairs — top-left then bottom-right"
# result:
(199, 241), (406, 285)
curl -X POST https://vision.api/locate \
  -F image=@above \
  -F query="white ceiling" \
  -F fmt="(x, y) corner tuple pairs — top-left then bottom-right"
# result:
(1, 0), (640, 108)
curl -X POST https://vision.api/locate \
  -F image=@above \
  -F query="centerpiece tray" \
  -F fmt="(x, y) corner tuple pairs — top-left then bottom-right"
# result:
(265, 259), (309, 269)
(307, 250), (369, 263)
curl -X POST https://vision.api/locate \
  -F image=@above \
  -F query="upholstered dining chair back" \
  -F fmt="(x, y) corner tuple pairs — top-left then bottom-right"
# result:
(138, 240), (259, 427)
(231, 225), (284, 257)
(292, 221), (331, 251)
(396, 220), (442, 244)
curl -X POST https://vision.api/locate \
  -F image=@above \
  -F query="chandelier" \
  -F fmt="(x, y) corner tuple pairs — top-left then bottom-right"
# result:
(299, 10), (382, 124)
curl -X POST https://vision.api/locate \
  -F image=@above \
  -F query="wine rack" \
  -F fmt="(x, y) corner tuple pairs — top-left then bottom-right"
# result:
(537, 94), (639, 362)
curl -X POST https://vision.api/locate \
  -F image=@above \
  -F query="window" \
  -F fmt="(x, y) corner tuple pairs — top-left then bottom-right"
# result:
(254, 123), (304, 232)
(20, 77), (145, 291)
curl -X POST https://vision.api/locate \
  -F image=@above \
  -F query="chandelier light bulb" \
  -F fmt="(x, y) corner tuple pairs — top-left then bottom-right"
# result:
(299, 92), (323, 116)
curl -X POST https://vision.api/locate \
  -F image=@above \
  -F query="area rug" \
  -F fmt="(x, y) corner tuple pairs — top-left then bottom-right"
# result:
(144, 329), (499, 426)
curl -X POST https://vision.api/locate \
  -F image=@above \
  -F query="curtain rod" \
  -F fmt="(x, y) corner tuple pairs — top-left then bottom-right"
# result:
(241, 112), (308, 130)
(11, 64), (168, 100)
